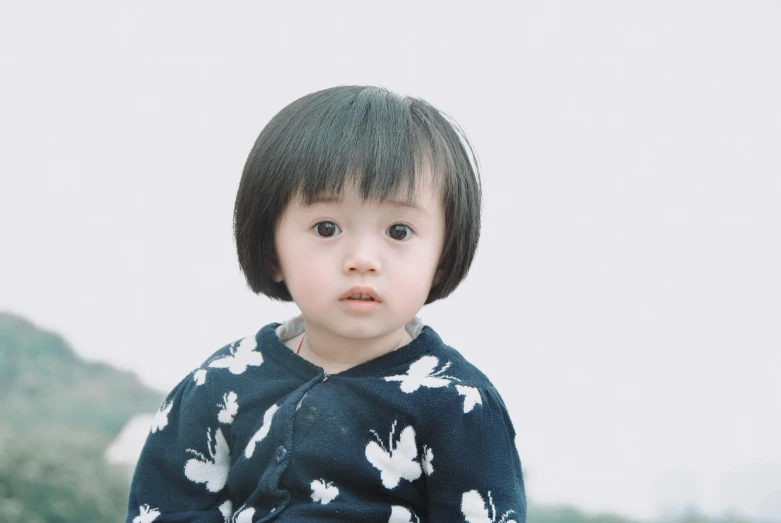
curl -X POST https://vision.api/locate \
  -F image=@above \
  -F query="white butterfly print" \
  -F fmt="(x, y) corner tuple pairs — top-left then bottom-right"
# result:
(421, 445), (434, 476)
(461, 490), (517, 523)
(184, 428), (231, 493)
(218, 500), (233, 522)
(209, 336), (263, 375)
(456, 385), (483, 413)
(244, 404), (279, 458)
(388, 505), (420, 523)
(384, 355), (458, 393)
(217, 391), (239, 424)
(193, 368), (207, 386)
(133, 504), (160, 523)
(150, 399), (173, 434)
(231, 505), (255, 523)
(365, 420), (422, 489)
(310, 478), (339, 504)
(296, 392), (308, 411)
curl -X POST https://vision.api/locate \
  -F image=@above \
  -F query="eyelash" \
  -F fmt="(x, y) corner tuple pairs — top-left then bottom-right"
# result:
(312, 221), (414, 241)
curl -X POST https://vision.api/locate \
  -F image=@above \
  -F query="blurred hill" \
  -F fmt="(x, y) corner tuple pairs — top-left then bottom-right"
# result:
(0, 311), (164, 522)
(0, 312), (163, 436)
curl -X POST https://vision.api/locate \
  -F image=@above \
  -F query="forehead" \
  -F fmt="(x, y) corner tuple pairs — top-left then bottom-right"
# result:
(296, 167), (443, 210)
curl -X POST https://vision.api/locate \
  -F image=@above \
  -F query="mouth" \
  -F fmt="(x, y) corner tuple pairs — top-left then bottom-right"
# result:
(341, 286), (381, 302)
(345, 294), (375, 301)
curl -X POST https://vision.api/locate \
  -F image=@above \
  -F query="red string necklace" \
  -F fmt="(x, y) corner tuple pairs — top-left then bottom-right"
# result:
(296, 334), (305, 355)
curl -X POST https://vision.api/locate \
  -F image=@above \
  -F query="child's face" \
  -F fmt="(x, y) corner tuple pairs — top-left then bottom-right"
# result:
(273, 172), (445, 343)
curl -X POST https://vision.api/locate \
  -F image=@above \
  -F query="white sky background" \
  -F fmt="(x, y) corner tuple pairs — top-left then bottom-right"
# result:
(1, 1), (780, 520)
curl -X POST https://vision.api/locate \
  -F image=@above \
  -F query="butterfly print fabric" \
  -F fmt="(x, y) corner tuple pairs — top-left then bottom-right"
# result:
(126, 318), (526, 522)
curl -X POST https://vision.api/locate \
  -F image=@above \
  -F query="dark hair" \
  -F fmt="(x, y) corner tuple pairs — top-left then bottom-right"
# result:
(233, 85), (481, 305)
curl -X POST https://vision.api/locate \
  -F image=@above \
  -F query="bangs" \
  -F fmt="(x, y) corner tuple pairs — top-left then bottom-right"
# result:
(252, 86), (470, 205)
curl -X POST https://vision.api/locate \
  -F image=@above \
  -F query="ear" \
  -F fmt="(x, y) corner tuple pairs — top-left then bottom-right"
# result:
(433, 268), (444, 286)
(269, 251), (284, 282)
(271, 264), (284, 283)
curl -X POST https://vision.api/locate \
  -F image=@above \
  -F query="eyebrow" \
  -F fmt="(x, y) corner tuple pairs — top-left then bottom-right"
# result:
(306, 195), (428, 214)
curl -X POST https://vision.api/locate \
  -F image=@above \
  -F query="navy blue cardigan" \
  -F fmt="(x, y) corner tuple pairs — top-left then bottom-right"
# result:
(126, 319), (526, 522)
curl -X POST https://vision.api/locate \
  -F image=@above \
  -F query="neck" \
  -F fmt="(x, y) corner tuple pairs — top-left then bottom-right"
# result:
(299, 321), (412, 373)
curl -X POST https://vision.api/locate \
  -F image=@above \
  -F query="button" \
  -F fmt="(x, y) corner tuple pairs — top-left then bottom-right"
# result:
(275, 445), (287, 462)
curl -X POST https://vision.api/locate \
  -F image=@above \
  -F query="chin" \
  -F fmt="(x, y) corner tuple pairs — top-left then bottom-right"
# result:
(328, 320), (402, 339)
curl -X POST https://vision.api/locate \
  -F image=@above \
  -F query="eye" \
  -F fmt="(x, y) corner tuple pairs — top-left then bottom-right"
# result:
(313, 221), (341, 238)
(387, 223), (413, 241)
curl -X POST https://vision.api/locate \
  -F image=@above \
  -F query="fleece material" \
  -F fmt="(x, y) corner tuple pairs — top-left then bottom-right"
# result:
(126, 317), (526, 523)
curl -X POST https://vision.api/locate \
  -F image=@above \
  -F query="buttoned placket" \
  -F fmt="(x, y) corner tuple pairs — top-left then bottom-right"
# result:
(258, 369), (331, 521)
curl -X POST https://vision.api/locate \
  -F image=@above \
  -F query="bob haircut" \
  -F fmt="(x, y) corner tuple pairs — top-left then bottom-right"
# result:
(234, 85), (481, 305)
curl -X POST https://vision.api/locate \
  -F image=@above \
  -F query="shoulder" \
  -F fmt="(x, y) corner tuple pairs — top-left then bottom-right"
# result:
(195, 323), (276, 376)
(420, 326), (496, 390)
(385, 326), (510, 422)
(162, 323), (276, 405)
(152, 324), (276, 427)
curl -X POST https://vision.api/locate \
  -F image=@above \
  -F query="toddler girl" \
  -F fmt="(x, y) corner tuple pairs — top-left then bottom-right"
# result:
(126, 85), (526, 523)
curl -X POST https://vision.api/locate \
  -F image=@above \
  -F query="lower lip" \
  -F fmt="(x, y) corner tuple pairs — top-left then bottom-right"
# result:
(340, 298), (380, 313)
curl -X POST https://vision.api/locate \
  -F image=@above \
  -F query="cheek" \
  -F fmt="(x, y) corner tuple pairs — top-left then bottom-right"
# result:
(412, 241), (443, 278)
(393, 257), (438, 300)
(396, 277), (429, 300)
(278, 243), (336, 293)
(282, 259), (329, 309)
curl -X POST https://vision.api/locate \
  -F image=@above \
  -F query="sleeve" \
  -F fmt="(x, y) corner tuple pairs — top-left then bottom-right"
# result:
(422, 386), (527, 523)
(125, 369), (232, 523)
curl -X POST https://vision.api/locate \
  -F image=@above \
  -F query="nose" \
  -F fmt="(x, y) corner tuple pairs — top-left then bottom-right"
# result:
(342, 238), (382, 275)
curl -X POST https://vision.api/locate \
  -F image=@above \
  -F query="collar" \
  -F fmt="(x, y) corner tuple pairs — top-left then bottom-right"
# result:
(258, 316), (439, 380)
(274, 314), (426, 342)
